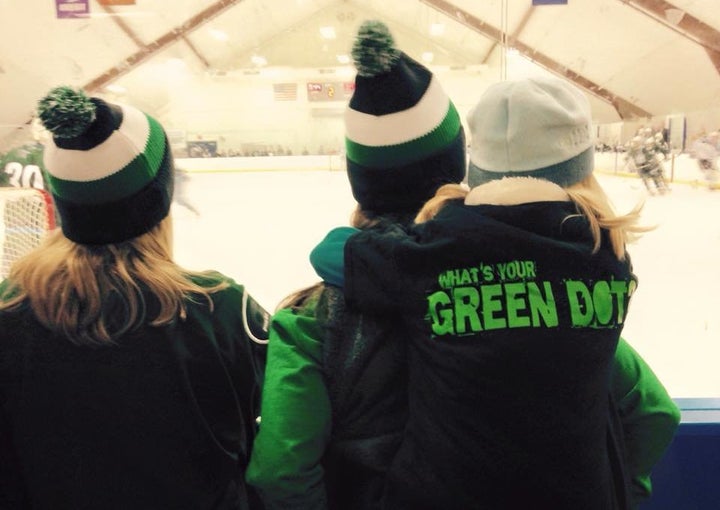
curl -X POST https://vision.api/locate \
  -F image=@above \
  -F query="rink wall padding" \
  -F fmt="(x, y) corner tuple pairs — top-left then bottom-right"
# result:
(176, 154), (346, 173)
(640, 398), (720, 510)
(177, 153), (707, 188)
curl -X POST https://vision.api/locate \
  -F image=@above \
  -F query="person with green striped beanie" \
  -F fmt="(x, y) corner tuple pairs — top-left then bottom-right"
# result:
(0, 86), (269, 509)
(345, 19), (466, 214)
(246, 20), (466, 510)
(38, 86), (173, 244)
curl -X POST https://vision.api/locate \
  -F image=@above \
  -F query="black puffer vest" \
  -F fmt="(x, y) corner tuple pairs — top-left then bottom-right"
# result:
(317, 286), (407, 510)
(344, 200), (636, 510)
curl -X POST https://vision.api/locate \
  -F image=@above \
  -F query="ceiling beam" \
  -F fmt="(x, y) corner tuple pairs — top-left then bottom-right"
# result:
(98, 2), (145, 48)
(481, 6), (535, 65)
(82, 0), (244, 93)
(420, 0), (652, 119)
(181, 35), (212, 69)
(98, 3), (211, 70)
(620, 0), (720, 77)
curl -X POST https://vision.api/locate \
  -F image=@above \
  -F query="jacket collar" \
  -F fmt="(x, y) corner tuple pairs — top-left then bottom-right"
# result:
(465, 177), (570, 206)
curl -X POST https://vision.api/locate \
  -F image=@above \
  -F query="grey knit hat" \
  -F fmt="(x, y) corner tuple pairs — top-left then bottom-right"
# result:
(466, 76), (594, 188)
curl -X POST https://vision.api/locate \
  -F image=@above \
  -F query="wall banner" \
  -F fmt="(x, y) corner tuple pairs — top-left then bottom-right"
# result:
(307, 82), (354, 102)
(56, 0), (89, 19)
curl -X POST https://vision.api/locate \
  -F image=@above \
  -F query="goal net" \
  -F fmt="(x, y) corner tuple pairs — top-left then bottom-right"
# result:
(0, 187), (56, 279)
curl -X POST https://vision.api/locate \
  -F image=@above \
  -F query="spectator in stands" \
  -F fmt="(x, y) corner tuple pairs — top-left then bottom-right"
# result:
(245, 20), (467, 509)
(306, 76), (678, 509)
(0, 86), (269, 510)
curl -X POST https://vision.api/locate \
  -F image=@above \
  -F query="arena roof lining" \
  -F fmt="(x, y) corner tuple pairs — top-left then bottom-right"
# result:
(1, 0), (718, 149)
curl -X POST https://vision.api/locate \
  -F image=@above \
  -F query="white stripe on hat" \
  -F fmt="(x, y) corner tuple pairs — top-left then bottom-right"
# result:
(43, 104), (150, 182)
(345, 75), (450, 147)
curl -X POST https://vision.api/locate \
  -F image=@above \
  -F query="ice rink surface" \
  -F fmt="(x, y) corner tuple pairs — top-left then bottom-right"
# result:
(173, 169), (720, 399)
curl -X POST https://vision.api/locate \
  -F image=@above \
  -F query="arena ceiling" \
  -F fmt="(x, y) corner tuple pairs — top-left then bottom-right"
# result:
(1, 0), (719, 149)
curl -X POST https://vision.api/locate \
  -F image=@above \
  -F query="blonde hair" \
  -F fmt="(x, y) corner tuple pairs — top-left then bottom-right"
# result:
(414, 184), (470, 224)
(565, 174), (651, 259)
(415, 174), (651, 260)
(0, 216), (228, 346)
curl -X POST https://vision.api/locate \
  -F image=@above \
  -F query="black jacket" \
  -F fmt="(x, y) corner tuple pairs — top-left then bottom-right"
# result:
(344, 193), (636, 510)
(318, 279), (408, 510)
(0, 277), (268, 510)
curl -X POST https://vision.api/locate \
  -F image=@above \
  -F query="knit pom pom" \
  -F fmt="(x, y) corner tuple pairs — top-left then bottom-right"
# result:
(37, 86), (96, 139)
(352, 20), (400, 77)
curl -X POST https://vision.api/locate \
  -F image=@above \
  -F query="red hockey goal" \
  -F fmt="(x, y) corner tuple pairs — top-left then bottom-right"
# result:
(0, 187), (56, 279)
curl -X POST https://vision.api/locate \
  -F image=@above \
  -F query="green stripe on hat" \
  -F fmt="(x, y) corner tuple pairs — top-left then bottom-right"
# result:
(345, 102), (461, 169)
(48, 114), (167, 205)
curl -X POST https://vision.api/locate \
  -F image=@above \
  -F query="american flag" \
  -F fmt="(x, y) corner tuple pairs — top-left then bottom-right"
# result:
(273, 83), (297, 101)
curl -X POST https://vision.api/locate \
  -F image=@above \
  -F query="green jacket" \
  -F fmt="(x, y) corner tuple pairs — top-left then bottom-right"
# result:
(246, 294), (331, 509)
(611, 339), (681, 504)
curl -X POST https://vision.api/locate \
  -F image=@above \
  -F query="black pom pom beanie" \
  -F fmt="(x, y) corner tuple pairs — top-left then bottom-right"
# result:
(344, 20), (466, 213)
(38, 86), (174, 244)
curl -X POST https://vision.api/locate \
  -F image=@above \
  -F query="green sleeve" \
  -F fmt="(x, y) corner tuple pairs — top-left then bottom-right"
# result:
(309, 226), (359, 287)
(611, 338), (681, 508)
(245, 305), (331, 510)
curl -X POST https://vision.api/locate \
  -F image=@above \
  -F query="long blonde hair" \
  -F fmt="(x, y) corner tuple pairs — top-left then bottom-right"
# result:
(415, 174), (651, 260)
(0, 216), (228, 346)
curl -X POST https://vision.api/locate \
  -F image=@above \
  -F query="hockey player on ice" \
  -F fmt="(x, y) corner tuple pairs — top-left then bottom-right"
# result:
(173, 167), (201, 216)
(625, 135), (669, 195)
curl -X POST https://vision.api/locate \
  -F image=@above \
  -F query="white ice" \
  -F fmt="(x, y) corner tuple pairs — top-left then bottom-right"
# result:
(172, 169), (720, 399)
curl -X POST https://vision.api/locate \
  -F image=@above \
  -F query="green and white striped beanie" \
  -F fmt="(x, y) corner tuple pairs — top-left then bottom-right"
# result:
(38, 86), (174, 244)
(345, 20), (466, 213)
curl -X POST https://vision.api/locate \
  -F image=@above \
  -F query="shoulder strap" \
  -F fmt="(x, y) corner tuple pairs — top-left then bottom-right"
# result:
(242, 290), (270, 345)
